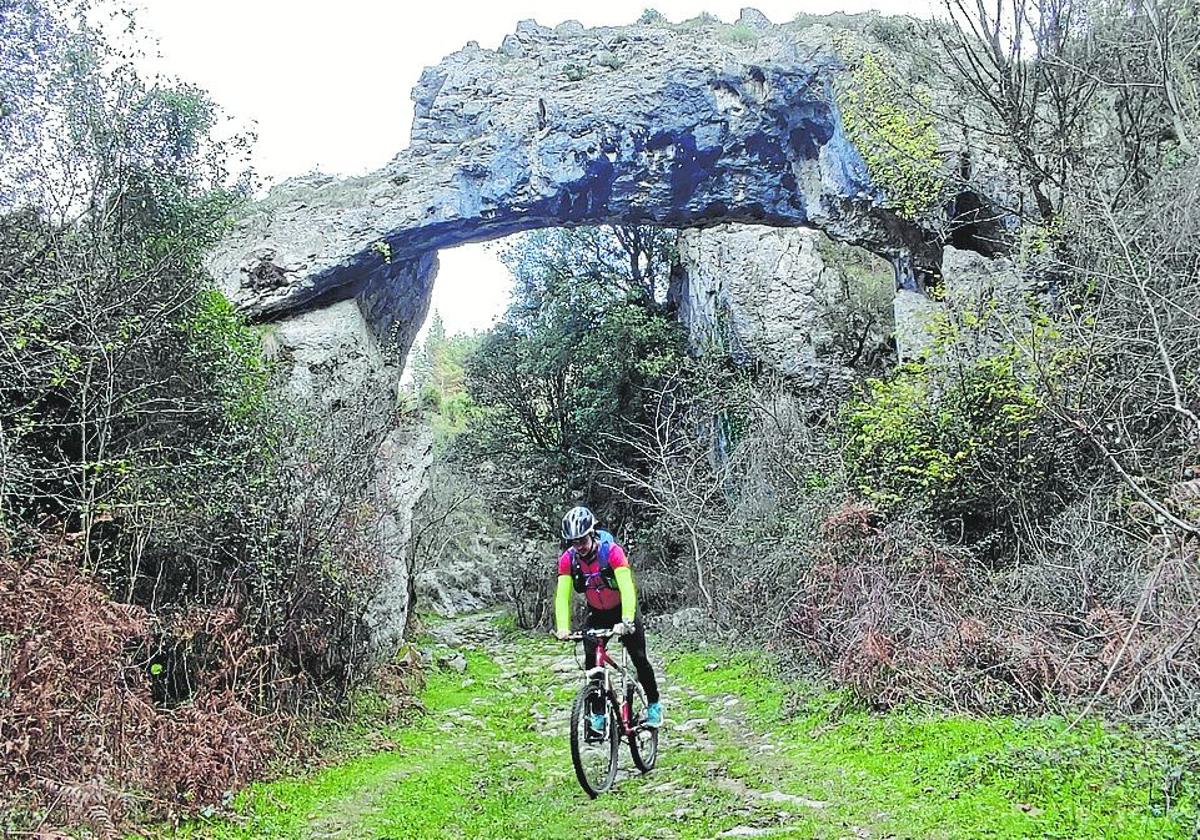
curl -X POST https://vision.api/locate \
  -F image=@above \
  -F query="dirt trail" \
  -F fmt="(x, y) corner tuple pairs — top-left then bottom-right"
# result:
(404, 611), (836, 839)
(194, 609), (1196, 839)
(206, 609), (848, 839)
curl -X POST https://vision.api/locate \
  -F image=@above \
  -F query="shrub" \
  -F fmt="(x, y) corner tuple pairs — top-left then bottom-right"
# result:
(836, 48), (944, 219)
(501, 544), (554, 630)
(720, 23), (758, 46)
(0, 4), (401, 828)
(0, 536), (276, 831)
(842, 349), (1045, 539)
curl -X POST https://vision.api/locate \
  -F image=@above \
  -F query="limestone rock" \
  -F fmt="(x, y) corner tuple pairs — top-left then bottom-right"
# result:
(893, 288), (944, 362)
(369, 419), (434, 650)
(263, 293), (433, 653)
(200, 13), (1021, 656)
(676, 224), (894, 382)
(415, 560), (500, 618)
(738, 8), (774, 30)
(894, 245), (1030, 361)
(206, 14), (965, 326)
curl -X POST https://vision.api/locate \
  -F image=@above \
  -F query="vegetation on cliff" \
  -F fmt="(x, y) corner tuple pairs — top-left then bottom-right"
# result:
(3, 0), (1199, 834)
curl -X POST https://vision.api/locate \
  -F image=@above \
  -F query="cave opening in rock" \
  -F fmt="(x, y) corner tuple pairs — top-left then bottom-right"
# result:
(949, 190), (1009, 258)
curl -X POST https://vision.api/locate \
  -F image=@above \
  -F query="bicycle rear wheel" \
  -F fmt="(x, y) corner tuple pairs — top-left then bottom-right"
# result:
(570, 682), (618, 798)
(625, 682), (659, 773)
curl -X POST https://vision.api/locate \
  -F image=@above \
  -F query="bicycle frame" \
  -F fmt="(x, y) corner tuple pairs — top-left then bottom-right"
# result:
(565, 626), (658, 796)
(584, 634), (642, 737)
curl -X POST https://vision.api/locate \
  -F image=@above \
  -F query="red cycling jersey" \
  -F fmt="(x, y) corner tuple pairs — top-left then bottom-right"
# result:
(557, 543), (629, 611)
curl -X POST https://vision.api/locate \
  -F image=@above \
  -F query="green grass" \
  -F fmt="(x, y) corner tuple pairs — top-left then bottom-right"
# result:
(666, 647), (1199, 839)
(666, 647), (793, 724)
(166, 623), (1200, 840)
(171, 636), (803, 839)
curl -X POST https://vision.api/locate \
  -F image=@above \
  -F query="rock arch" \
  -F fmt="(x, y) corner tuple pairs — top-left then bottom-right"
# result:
(204, 12), (997, 649)
(206, 13), (970, 360)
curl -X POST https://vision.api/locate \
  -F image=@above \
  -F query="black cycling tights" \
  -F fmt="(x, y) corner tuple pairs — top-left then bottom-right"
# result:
(582, 607), (660, 708)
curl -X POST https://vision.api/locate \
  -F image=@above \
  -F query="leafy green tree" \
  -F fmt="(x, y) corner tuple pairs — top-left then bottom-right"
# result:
(453, 226), (687, 536)
(0, 8), (394, 825)
(0, 0), (252, 547)
(408, 311), (481, 442)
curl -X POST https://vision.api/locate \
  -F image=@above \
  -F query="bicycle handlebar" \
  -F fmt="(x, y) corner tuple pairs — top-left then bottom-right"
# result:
(563, 628), (627, 641)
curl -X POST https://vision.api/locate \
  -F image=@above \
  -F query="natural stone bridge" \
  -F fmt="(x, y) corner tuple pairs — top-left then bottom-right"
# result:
(204, 11), (1002, 650)
(207, 12), (966, 361)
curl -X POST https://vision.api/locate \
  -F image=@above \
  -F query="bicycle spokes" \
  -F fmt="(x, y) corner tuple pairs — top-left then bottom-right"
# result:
(569, 683), (618, 798)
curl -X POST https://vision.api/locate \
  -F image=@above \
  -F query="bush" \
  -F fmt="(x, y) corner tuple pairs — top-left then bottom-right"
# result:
(502, 546), (555, 630)
(835, 47), (944, 219)
(0, 536), (275, 831)
(0, 4), (402, 828)
(842, 349), (1047, 540)
(720, 23), (758, 45)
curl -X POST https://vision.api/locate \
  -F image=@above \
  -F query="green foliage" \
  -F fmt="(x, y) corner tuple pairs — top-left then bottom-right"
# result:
(562, 63), (587, 83)
(182, 289), (270, 424)
(837, 50), (944, 219)
(407, 313), (481, 445)
(1, 7), (390, 824)
(595, 51), (623, 71)
(720, 23), (758, 46)
(453, 226), (687, 535)
(843, 348), (1042, 527)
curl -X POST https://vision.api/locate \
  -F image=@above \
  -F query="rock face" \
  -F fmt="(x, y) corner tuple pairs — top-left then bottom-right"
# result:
(264, 295), (433, 652)
(676, 224), (895, 383)
(206, 13), (959, 327)
(894, 245), (1028, 360)
(415, 556), (501, 618)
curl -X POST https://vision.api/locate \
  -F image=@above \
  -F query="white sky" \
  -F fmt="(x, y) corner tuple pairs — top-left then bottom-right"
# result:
(134, 0), (925, 338)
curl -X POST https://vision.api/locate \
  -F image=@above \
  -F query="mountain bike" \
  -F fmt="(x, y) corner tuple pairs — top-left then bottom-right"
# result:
(564, 627), (659, 798)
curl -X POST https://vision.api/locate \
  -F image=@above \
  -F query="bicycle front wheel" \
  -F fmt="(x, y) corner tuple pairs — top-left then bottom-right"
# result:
(569, 681), (618, 798)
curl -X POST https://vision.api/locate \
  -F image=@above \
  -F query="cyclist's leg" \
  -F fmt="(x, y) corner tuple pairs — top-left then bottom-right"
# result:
(619, 615), (660, 704)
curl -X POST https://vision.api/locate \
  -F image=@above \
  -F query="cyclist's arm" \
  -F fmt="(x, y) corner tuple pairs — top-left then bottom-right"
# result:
(555, 574), (573, 634)
(613, 565), (636, 624)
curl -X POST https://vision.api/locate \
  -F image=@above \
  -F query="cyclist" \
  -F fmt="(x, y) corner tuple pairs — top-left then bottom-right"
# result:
(554, 505), (663, 731)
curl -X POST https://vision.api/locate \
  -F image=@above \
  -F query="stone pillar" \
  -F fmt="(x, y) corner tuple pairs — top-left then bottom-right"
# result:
(675, 223), (894, 382)
(258, 258), (438, 655)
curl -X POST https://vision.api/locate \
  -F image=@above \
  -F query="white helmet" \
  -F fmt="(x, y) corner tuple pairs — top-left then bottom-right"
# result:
(561, 505), (596, 541)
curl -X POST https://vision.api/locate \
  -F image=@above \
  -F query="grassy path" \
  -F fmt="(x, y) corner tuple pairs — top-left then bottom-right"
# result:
(171, 612), (1198, 839)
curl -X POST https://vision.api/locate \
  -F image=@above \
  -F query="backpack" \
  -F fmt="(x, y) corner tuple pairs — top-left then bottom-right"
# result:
(569, 529), (617, 593)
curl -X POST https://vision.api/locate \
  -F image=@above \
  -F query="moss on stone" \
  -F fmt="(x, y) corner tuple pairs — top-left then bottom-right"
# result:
(835, 42), (944, 220)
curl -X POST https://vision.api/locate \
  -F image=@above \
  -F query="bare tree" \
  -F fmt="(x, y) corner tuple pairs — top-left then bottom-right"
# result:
(590, 376), (725, 612)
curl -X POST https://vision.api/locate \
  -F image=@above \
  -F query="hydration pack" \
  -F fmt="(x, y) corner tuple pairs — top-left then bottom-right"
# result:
(569, 529), (617, 593)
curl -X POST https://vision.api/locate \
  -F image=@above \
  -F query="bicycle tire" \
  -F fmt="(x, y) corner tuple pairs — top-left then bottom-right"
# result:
(625, 681), (659, 773)
(569, 682), (618, 798)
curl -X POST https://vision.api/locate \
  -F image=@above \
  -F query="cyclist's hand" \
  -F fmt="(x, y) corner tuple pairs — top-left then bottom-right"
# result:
(612, 622), (631, 636)
(556, 629), (571, 641)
